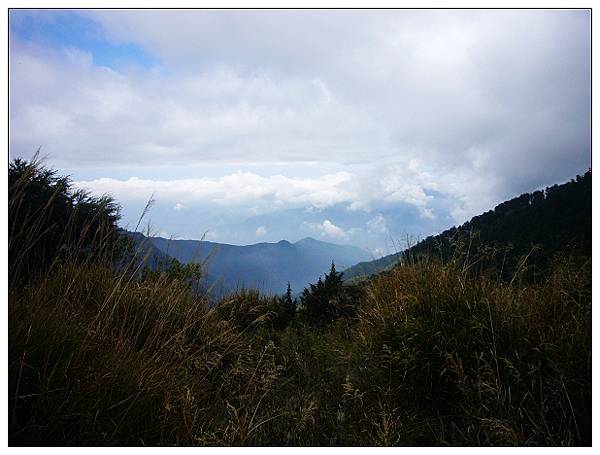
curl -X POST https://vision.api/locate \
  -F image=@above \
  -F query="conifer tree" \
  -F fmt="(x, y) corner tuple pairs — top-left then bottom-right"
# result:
(300, 261), (346, 325)
(271, 282), (296, 329)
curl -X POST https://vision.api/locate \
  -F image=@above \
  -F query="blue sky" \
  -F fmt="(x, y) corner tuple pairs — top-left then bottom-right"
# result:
(9, 9), (591, 254)
(9, 10), (156, 69)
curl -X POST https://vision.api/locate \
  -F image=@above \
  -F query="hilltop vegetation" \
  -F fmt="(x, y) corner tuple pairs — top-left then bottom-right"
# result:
(343, 170), (591, 282)
(9, 158), (591, 446)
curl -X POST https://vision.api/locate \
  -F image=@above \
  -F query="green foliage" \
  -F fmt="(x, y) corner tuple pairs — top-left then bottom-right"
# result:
(265, 282), (297, 330)
(298, 262), (361, 325)
(9, 155), (124, 285)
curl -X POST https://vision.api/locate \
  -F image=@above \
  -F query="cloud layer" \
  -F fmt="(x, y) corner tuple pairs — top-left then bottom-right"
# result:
(74, 166), (440, 217)
(9, 10), (591, 250)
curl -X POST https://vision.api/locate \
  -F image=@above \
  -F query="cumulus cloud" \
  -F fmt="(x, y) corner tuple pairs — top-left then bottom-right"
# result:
(320, 220), (348, 240)
(303, 219), (356, 242)
(75, 171), (355, 208)
(255, 226), (267, 236)
(73, 164), (448, 218)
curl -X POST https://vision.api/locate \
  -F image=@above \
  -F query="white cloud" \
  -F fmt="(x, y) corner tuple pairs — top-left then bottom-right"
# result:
(321, 220), (347, 240)
(73, 164), (454, 220)
(420, 208), (436, 220)
(75, 171), (356, 208)
(311, 77), (334, 104)
(255, 226), (266, 236)
(304, 219), (355, 242)
(367, 214), (389, 234)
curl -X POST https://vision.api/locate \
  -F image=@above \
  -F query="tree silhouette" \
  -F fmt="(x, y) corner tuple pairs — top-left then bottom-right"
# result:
(9, 156), (123, 285)
(267, 282), (297, 330)
(405, 169), (591, 281)
(299, 261), (347, 325)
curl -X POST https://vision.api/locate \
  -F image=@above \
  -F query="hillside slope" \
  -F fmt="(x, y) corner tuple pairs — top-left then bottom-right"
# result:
(343, 169), (591, 281)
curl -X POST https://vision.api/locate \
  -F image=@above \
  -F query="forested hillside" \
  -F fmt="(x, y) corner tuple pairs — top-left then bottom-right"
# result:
(9, 158), (591, 446)
(344, 170), (591, 282)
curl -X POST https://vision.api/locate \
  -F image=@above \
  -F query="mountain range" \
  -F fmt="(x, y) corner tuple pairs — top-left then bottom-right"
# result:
(130, 234), (371, 297)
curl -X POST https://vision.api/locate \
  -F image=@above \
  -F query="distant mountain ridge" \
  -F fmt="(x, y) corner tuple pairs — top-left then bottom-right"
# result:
(343, 169), (592, 282)
(341, 252), (403, 282)
(131, 234), (371, 297)
(126, 231), (231, 297)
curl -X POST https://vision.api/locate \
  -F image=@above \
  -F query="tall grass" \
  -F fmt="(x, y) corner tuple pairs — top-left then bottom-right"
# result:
(349, 256), (591, 445)
(8, 159), (591, 446)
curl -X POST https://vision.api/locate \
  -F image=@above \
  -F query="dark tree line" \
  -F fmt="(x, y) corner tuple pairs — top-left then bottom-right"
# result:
(9, 157), (124, 285)
(267, 262), (364, 329)
(405, 169), (591, 280)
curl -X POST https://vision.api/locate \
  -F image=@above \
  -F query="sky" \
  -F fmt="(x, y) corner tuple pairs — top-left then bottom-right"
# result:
(8, 9), (591, 256)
